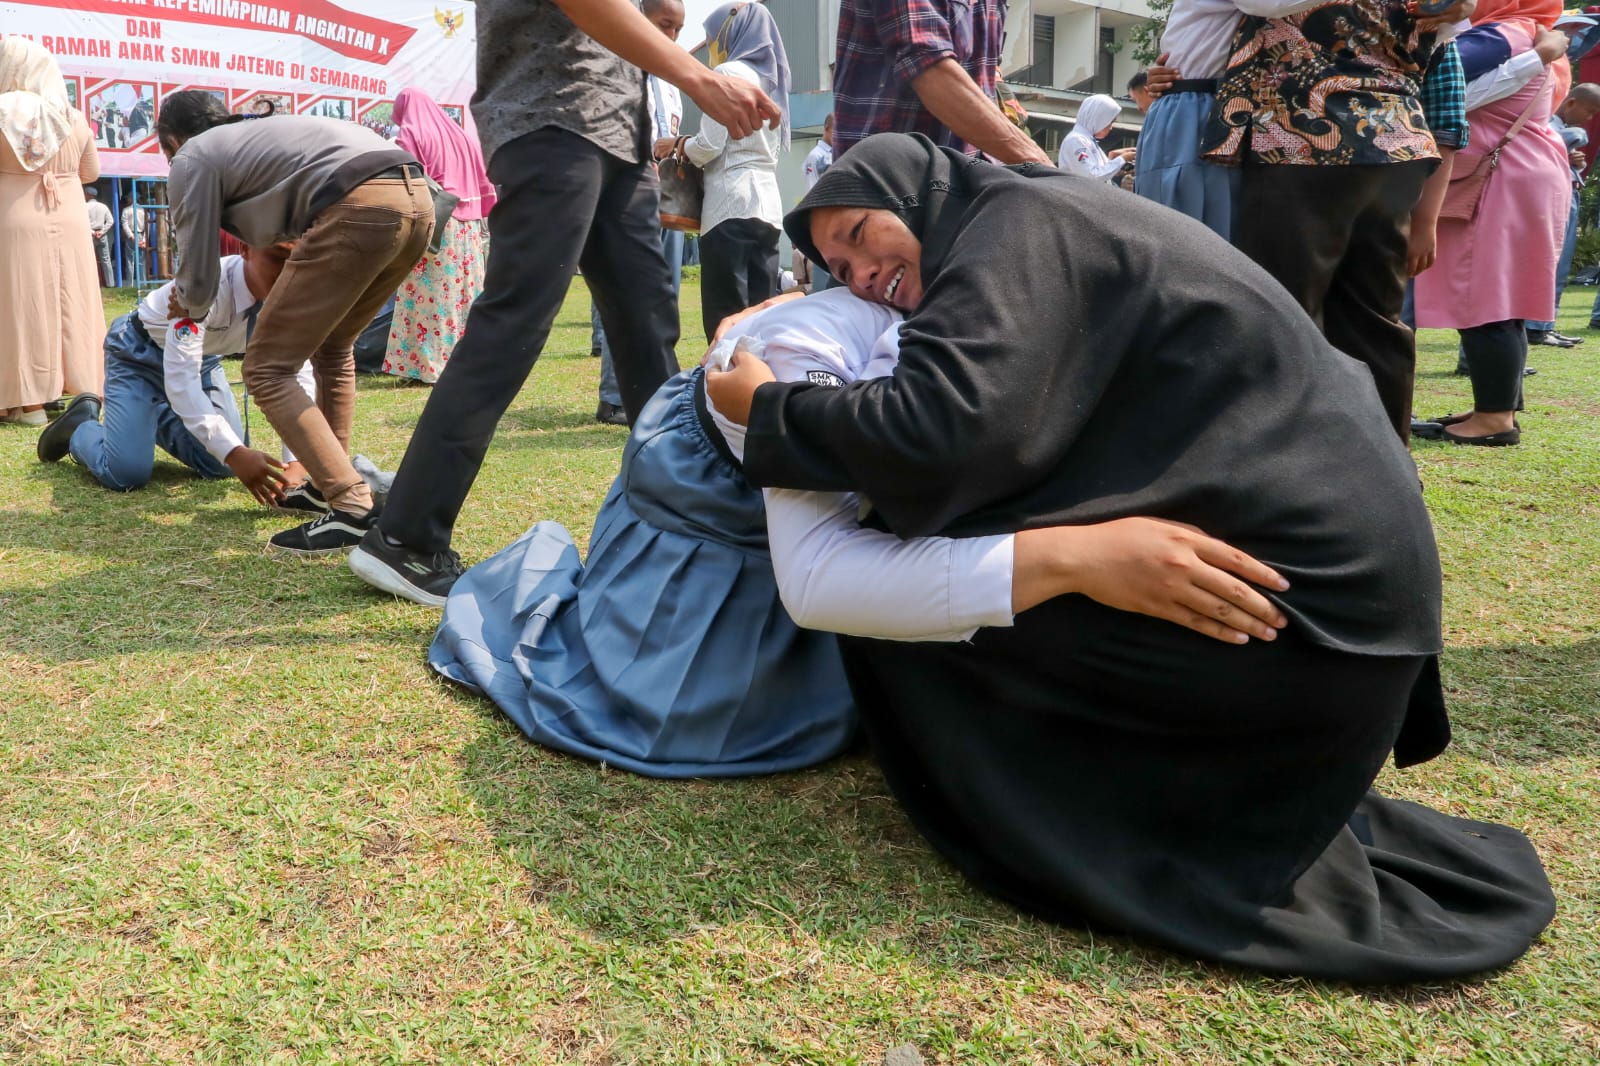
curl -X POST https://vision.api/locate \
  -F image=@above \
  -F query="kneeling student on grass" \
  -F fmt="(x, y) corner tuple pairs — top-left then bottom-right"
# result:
(38, 247), (315, 506)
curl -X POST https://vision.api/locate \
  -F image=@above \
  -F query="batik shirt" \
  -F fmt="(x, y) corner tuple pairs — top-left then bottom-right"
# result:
(833, 0), (1007, 157)
(1201, 0), (1440, 166)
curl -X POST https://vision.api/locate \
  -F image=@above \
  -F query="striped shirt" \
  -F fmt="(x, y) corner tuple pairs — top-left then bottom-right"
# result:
(832, 0), (1007, 158)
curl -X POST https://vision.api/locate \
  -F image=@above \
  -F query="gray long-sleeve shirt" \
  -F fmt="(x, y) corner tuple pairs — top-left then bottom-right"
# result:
(167, 116), (406, 317)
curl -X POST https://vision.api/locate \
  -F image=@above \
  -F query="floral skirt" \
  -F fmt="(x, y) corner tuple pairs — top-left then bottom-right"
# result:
(381, 216), (488, 383)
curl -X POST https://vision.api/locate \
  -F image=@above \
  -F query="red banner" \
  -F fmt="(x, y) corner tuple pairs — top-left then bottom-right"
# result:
(6, 0), (417, 64)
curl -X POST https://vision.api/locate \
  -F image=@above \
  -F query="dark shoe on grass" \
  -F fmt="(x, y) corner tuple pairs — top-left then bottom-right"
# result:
(276, 479), (330, 515)
(595, 401), (628, 426)
(37, 393), (100, 462)
(268, 506), (379, 559)
(349, 528), (465, 607)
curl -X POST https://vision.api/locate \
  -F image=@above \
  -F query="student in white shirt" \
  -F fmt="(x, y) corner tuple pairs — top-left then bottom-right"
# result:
(1056, 95), (1131, 181)
(802, 113), (833, 189)
(430, 288), (1038, 778)
(38, 249), (314, 500)
(85, 187), (114, 286)
(656, 2), (789, 340)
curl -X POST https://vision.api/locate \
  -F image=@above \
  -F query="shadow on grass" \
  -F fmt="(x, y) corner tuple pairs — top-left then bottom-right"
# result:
(2, 462), (430, 662)
(1440, 639), (1600, 764)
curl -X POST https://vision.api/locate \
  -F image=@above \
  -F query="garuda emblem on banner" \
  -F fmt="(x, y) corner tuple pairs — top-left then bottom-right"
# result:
(435, 7), (464, 38)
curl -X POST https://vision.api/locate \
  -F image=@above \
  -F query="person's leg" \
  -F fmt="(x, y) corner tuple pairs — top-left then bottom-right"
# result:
(698, 219), (757, 342)
(68, 352), (161, 490)
(583, 156), (680, 420)
(661, 227), (684, 300)
(1445, 320), (1524, 442)
(590, 302), (607, 357)
(1232, 163), (1361, 333)
(374, 129), (611, 557)
(244, 173), (431, 517)
(1320, 163), (1428, 442)
(746, 222), (781, 308)
(94, 237), (113, 287)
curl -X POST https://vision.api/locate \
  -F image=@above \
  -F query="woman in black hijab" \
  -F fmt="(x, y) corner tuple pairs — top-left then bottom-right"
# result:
(706, 133), (1555, 983)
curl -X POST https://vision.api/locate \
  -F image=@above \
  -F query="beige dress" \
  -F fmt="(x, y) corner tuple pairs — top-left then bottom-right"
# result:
(0, 109), (105, 408)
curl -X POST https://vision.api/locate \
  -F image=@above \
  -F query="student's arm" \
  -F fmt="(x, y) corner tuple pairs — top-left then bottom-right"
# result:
(166, 155), (224, 319)
(1463, 28), (1563, 111)
(547, 0), (779, 139)
(765, 486), (1015, 641)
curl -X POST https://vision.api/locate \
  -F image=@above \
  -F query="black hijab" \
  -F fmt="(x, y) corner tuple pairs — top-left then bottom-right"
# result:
(784, 133), (989, 283)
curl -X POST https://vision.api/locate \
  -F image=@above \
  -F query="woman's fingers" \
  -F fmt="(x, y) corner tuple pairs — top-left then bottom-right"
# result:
(1188, 563), (1287, 630)
(1189, 534), (1289, 594)
(1177, 583), (1280, 641)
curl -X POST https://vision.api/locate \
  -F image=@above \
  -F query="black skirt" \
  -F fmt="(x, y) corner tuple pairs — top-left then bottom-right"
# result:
(842, 595), (1556, 984)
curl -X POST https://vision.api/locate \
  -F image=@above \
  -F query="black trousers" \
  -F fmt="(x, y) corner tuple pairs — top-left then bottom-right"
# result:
(379, 127), (680, 553)
(699, 217), (780, 341)
(1234, 161), (1430, 441)
(1459, 319), (1526, 413)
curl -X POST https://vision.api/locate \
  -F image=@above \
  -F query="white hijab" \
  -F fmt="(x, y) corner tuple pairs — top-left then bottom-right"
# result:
(0, 37), (73, 172)
(1073, 94), (1122, 140)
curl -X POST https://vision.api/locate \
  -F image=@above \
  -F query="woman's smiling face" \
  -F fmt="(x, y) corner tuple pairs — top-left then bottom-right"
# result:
(808, 206), (924, 312)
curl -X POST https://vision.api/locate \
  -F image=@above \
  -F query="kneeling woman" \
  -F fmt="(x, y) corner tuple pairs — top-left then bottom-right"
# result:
(431, 287), (1288, 778)
(708, 134), (1556, 983)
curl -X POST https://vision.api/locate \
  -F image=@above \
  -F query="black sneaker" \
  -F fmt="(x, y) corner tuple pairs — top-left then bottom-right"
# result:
(276, 479), (330, 515)
(348, 528), (464, 607)
(268, 506), (379, 559)
(595, 401), (628, 426)
(37, 393), (101, 462)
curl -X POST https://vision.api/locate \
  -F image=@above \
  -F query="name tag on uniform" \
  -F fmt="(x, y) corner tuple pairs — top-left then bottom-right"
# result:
(806, 370), (844, 388)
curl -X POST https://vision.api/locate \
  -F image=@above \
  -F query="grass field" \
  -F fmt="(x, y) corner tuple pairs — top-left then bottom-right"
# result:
(0, 279), (1597, 1064)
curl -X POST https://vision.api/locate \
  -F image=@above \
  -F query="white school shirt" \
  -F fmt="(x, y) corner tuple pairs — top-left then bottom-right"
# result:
(682, 60), (784, 236)
(648, 75), (682, 143)
(138, 256), (313, 465)
(803, 140), (832, 189)
(1465, 50), (1546, 113)
(1058, 131), (1125, 180)
(86, 200), (114, 237)
(1159, 0), (1337, 80)
(704, 289), (1016, 643)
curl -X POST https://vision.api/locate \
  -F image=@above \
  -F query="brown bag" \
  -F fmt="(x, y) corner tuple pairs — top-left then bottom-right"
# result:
(659, 136), (704, 233)
(1439, 71), (1550, 223)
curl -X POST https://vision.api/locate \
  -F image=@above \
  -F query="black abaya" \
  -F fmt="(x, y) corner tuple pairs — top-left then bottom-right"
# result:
(742, 134), (1555, 983)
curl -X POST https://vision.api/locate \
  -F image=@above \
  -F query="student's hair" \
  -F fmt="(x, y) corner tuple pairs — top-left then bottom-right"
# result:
(824, 112), (834, 131)
(642, 0), (681, 15)
(155, 90), (251, 145)
(1127, 71), (1149, 93)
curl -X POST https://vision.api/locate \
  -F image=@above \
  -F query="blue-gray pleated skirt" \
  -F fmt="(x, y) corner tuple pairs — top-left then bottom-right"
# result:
(428, 369), (858, 777)
(1133, 89), (1239, 242)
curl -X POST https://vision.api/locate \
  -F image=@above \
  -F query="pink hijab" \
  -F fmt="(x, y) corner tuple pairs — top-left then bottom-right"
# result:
(394, 87), (496, 221)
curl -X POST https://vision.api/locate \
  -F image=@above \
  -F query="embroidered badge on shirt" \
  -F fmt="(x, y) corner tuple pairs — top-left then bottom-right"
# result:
(807, 370), (844, 388)
(173, 318), (200, 339)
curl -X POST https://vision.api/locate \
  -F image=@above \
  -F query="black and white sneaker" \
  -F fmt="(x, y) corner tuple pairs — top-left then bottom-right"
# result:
(348, 528), (465, 607)
(268, 507), (379, 559)
(276, 479), (330, 515)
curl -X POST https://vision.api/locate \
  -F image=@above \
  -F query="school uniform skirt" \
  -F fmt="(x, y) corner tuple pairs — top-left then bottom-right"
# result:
(1133, 86), (1240, 241)
(429, 368), (858, 777)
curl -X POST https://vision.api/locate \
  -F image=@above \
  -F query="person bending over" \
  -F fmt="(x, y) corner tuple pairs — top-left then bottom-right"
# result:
(156, 90), (435, 557)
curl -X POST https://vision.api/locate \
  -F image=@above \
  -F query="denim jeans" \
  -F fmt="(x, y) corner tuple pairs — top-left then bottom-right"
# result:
(70, 316), (242, 489)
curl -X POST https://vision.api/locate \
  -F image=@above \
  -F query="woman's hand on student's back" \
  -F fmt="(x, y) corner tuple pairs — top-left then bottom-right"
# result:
(224, 446), (289, 507)
(1013, 518), (1290, 644)
(704, 349), (776, 427)
(709, 291), (807, 348)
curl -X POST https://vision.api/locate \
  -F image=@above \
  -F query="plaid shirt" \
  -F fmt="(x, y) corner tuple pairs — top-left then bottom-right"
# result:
(833, 0), (1007, 158)
(1417, 41), (1469, 151)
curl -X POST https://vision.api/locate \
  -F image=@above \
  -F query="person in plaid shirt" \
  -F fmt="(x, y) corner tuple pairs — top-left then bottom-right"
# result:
(832, 0), (1048, 163)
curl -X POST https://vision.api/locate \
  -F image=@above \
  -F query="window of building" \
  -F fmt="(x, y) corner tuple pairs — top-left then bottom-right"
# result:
(1012, 15), (1055, 87)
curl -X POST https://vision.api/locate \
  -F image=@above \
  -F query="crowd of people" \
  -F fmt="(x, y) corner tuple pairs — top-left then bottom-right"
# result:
(0, 0), (1580, 986)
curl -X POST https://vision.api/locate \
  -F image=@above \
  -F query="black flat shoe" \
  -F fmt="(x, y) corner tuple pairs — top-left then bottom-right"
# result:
(1410, 419), (1444, 440)
(1430, 413), (1521, 431)
(37, 393), (101, 462)
(1442, 426), (1520, 447)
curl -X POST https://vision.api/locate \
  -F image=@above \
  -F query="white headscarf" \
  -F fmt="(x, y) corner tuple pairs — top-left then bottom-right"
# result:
(0, 37), (73, 172)
(1073, 94), (1122, 141)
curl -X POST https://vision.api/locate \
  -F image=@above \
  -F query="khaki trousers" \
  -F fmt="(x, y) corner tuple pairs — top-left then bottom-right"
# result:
(244, 173), (434, 513)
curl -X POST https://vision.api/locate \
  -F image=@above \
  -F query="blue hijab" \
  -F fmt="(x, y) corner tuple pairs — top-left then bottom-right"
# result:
(704, 2), (791, 149)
